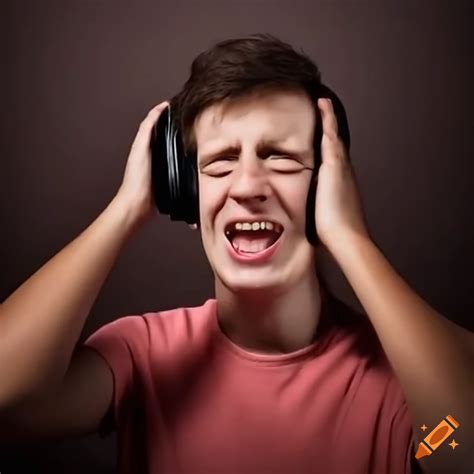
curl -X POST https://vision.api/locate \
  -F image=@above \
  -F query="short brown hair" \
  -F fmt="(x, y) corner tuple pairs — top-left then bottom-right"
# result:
(170, 33), (322, 157)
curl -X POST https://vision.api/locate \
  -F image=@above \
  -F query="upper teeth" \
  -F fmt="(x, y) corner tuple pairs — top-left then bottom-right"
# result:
(225, 221), (282, 235)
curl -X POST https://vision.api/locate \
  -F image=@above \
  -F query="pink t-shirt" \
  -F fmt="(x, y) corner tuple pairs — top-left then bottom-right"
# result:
(83, 293), (417, 474)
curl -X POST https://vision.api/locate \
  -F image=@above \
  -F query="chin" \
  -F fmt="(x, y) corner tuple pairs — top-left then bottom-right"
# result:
(214, 260), (309, 298)
(216, 280), (285, 302)
(218, 272), (284, 294)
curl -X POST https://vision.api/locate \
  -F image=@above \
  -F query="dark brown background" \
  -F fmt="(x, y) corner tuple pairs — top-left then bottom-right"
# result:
(1, 0), (473, 472)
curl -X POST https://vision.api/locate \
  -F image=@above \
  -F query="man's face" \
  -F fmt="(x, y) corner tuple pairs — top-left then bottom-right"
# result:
(194, 89), (317, 294)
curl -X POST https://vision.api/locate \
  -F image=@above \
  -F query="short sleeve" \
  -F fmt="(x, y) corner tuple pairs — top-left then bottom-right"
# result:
(391, 402), (420, 474)
(82, 315), (149, 438)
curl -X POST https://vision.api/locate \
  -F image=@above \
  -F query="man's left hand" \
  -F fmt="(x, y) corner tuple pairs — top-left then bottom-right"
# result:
(314, 98), (371, 253)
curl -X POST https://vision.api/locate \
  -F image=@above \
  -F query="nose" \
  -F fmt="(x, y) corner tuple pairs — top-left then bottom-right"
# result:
(228, 153), (271, 205)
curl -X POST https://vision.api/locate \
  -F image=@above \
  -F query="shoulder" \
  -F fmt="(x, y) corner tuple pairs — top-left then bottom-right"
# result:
(83, 298), (217, 359)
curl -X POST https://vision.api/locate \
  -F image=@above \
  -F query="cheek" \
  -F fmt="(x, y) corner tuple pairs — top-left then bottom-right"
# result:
(198, 179), (226, 239)
(289, 185), (311, 210)
(273, 175), (312, 225)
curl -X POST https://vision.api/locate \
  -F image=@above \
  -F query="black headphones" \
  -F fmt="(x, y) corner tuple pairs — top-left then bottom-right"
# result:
(150, 84), (351, 246)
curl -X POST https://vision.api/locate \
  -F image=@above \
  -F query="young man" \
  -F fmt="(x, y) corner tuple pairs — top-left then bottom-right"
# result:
(0, 34), (472, 474)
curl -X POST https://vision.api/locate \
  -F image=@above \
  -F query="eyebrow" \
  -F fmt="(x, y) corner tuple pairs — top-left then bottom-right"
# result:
(199, 140), (309, 162)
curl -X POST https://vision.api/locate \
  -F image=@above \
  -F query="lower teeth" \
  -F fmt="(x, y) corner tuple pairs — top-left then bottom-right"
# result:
(233, 246), (267, 254)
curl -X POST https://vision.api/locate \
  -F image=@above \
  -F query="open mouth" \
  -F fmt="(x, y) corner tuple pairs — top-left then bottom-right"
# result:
(224, 220), (284, 255)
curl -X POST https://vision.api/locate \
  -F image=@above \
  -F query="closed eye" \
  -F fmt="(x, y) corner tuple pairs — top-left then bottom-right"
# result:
(268, 156), (308, 173)
(201, 156), (309, 177)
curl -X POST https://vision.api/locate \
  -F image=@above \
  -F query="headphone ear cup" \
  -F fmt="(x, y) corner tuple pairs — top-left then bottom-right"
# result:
(305, 171), (320, 246)
(151, 105), (173, 215)
(317, 84), (351, 153)
(185, 149), (200, 226)
(151, 104), (200, 226)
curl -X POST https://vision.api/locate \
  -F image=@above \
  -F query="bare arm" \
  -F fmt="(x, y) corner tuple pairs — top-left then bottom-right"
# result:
(0, 196), (137, 406)
(329, 233), (474, 474)
(0, 101), (169, 440)
(313, 98), (473, 473)
(0, 347), (113, 441)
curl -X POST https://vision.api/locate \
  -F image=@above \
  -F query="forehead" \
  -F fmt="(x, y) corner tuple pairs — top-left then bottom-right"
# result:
(194, 90), (316, 160)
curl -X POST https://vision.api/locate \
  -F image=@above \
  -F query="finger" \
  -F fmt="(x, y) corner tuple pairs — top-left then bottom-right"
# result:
(132, 101), (169, 150)
(317, 98), (339, 141)
(144, 100), (169, 126)
(140, 101), (169, 130)
(317, 99), (348, 165)
(150, 100), (170, 114)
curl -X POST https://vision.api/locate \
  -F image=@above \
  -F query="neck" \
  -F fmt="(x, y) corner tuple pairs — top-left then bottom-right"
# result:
(215, 272), (324, 354)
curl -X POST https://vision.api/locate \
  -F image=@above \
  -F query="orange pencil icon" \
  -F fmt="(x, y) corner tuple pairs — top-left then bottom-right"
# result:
(415, 414), (460, 459)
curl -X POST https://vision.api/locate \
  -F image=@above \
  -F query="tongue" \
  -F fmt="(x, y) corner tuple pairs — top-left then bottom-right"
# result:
(232, 230), (278, 253)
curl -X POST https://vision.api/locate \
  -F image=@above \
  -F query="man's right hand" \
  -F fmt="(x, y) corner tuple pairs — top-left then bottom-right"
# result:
(113, 100), (169, 231)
